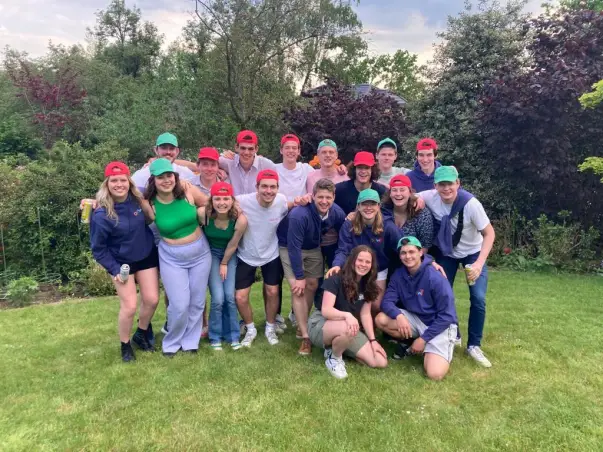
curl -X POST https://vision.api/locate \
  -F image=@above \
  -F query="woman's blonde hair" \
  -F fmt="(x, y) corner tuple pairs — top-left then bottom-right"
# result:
(96, 176), (145, 223)
(352, 204), (384, 236)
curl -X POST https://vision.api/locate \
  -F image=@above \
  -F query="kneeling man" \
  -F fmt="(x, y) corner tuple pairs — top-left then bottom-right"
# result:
(376, 236), (458, 380)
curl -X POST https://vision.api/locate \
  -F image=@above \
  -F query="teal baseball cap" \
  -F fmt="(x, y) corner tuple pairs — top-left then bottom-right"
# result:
(318, 139), (337, 151)
(377, 138), (397, 151)
(434, 166), (459, 184)
(357, 188), (381, 204)
(397, 236), (422, 250)
(149, 158), (174, 176)
(156, 132), (178, 147)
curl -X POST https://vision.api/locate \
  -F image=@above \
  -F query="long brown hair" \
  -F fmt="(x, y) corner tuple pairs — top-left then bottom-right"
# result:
(346, 161), (381, 182)
(341, 245), (380, 304)
(351, 204), (384, 236)
(205, 194), (239, 222)
(381, 189), (419, 220)
(144, 172), (186, 201)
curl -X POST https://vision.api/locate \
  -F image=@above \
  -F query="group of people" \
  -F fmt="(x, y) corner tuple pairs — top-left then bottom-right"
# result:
(87, 130), (495, 380)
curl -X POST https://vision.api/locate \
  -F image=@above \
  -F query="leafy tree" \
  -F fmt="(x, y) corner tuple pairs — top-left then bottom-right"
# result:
(558, 0), (603, 11)
(283, 78), (408, 163)
(578, 81), (603, 181)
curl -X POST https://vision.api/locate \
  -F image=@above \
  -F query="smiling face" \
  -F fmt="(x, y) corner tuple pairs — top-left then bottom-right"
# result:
(354, 251), (373, 277)
(435, 180), (460, 204)
(399, 244), (423, 272)
(155, 172), (176, 195)
(257, 178), (278, 205)
(377, 146), (397, 171)
(318, 146), (337, 168)
(108, 175), (130, 200)
(355, 164), (372, 184)
(280, 141), (300, 165)
(236, 143), (258, 167)
(197, 158), (218, 181)
(358, 200), (379, 221)
(389, 186), (411, 208)
(417, 149), (435, 173)
(155, 144), (180, 162)
(313, 188), (335, 216)
(212, 195), (234, 214)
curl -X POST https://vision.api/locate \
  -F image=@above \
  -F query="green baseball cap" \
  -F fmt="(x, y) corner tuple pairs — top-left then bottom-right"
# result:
(318, 139), (337, 151)
(434, 166), (459, 184)
(156, 132), (178, 147)
(397, 236), (422, 250)
(377, 137), (397, 151)
(150, 158), (174, 176)
(357, 188), (381, 204)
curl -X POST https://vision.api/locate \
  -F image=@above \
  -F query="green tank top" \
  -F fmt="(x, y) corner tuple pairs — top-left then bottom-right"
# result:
(153, 198), (199, 239)
(204, 218), (236, 249)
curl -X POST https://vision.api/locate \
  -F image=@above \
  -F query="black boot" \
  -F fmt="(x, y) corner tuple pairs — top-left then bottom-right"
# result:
(121, 341), (136, 362)
(132, 328), (155, 351)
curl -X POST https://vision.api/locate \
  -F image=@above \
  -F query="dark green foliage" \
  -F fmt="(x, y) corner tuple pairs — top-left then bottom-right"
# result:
(6, 277), (39, 307)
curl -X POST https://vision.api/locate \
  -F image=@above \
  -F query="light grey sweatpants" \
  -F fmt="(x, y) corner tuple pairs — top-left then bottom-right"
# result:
(159, 235), (211, 353)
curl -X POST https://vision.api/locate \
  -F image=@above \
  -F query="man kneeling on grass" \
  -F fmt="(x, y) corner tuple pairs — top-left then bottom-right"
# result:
(376, 236), (458, 381)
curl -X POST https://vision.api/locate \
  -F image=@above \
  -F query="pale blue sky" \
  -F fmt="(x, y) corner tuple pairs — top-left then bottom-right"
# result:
(0, 0), (548, 62)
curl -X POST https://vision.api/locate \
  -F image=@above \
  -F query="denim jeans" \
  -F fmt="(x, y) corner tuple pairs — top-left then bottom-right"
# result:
(208, 248), (239, 343)
(436, 251), (488, 347)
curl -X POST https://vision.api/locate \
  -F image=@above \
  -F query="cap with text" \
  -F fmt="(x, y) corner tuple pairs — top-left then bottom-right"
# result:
(156, 132), (178, 147)
(397, 236), (422, 250)
(357, 188), (381, 204)
(389, 174), (412, 188)
(150, 158), (175, 177)
(416, 138), (438, 151)
(210, 182), (234, 197)
(434, 166), (459, 184)
(198, 147), (220, 161)
(237, 130), (258, 145)
(104, 161), (130, 178)
(377, 138), (397, 151)
(256, 169), (279, 184)
(281, 134), (300, 145)
(353, 151), (376, 167)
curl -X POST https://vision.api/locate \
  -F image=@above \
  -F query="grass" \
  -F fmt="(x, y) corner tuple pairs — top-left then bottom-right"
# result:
(1, 270), (602, 451)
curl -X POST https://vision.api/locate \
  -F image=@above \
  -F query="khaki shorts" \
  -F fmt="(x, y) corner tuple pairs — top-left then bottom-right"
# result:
(279, 247), (324, 280)
(307, 310), (368, 358)
(399, 309), (457, 362)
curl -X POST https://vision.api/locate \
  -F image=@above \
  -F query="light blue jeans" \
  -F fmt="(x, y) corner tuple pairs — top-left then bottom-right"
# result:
(208, 247), (239, 344)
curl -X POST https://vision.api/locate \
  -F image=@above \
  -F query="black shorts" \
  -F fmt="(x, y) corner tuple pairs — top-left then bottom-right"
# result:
(235, 256), (282, 290)
(126, 245), (159, 274)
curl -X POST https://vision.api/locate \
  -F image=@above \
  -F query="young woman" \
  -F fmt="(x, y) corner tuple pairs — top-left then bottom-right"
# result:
(308, 245), (388, 379)
(90, 161), (159, 363)
(198, 182), (248, 351)
(142, 158), (211, 357)
(328, 189), (400, 312)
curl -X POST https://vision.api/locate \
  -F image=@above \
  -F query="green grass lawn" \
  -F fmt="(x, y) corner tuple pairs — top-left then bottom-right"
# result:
(1, 271), (603, 451)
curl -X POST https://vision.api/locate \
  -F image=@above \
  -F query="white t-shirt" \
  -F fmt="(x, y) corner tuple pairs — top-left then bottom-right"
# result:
(420, 190), (490, 259)
(275, 162), (314, 201)
(237, 193), (289, 266)
(131, 163), (197, 191)
(378, 166), (410, 185)
(219, 155), (276, 196)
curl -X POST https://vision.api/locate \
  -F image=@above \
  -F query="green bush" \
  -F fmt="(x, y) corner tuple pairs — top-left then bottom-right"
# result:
(66, 252), (115, 297)
(6, 277), (39, 307)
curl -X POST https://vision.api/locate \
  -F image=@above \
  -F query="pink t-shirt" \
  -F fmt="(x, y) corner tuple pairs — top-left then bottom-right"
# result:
(305, 168), (350, 194)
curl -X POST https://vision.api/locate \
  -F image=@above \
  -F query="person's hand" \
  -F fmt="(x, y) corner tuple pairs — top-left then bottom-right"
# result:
(395, 313), (413, 339)
(346, 211), (356, 221)
(344, 313), (359, 336)
(180, 180), (193, 191)
(413, 197), (425, 211)
(80, 199), (98, 210)
(222, 150), (235, 160)
(325, 266), (341, 278)
(292, 279), (306, 296)
(219, 263), (228, 281)
(217, 169), (228, 181)
(336, 164), (348, 176)
(410, 337), (426, 354)
(467, 261), (483, 282)
(370, 340), (387, 359)
(431, 261), (447, 278)
(113, 274), (126, 285)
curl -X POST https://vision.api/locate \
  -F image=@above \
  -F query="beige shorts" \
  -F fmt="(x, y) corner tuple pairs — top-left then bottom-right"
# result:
(279, 247), (324, 280)
(307, 310), (368, 358)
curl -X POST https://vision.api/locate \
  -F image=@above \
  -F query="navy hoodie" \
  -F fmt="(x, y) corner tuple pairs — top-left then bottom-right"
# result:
(90, 196), (154, 276)
(332, 219), (401, 272)
(381, 255), (458, 343)
(277, 203), (345, 279)
(334, 180), (387, 215)
(406, 160), (442, 193)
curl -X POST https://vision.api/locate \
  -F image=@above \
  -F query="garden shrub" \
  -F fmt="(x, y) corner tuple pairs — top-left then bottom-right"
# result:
(6, 277), (39, 307)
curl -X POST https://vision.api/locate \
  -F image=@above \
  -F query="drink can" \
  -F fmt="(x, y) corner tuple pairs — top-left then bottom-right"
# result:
(81, 200), (93, 224)
(464, 264), (476, 286)
(119, 264), (130, 283)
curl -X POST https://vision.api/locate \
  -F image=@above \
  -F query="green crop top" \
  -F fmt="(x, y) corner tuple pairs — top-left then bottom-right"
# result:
(153, 198), (199, 239)
(204, 218), (236, 249)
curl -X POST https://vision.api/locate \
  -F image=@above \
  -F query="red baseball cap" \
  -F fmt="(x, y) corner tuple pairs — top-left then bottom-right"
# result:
(256, 169), (279, 184)
(210, 182), (234, 197)
(104, 161), (130, 178)
(416, 138), (438, 151)
(198, 147), (219, 161)
(280, 134), (300, 146)
(353, 151), (375, 167)
(389, 174), (412, 188)
(236, 130), (258, 145)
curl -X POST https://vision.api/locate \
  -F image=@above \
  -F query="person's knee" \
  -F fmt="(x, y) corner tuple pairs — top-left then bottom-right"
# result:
(375, 312), (389, 329)
(264, 285), (278, 298)
(306, 279), (319, 292)
(425, 367), (448, 381)
(142, 293), (159, 308)
(120, 298), (137, 318)
(235, 292), (249, 306)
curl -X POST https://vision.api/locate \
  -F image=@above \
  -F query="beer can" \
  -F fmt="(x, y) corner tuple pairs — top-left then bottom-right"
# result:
(81, 200), (93, 224)
(464, 264), (476, 286)
(119, 264), (130, 283)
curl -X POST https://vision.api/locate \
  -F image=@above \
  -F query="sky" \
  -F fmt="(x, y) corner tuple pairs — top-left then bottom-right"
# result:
(0, 0), (549, 64)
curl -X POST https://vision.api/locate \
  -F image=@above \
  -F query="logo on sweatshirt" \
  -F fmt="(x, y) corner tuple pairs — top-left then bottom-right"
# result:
(417, 289), (424, 297)
(133, 208), (142, 216)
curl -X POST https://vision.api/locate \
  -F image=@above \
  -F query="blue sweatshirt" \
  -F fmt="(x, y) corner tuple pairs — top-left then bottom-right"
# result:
(277, 203), (345, 279)
(381, 255), (458, 343)
(334, 180), (387, 215)
(90, 196), (155, 276)
(406, 160), (442, 193)
(332, 219), (401, 272)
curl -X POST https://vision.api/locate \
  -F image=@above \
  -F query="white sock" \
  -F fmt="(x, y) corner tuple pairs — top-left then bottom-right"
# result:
(265, 322), (275, 331)
(246, 323), (256, 331)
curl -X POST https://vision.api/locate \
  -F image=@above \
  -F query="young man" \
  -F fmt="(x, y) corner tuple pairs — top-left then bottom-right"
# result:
(334, 151), (386, 215)
(406, 138), (442, 193)
(235, 169), (299, 347)
(219, 130), (277, 196)
(194, 147), (223, 195)
(419, 166), (496, 367)
(376, 138), (410, 186)
(376, 236), (458, 380)
(305, 139), (350, 194)
(277, 178), (345, 356)
(276, 134), (315, 201)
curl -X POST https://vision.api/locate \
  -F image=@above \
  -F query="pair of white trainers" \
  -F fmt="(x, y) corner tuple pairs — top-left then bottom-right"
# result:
(240, 326), (279, 347)
(455, 338), (492, 368)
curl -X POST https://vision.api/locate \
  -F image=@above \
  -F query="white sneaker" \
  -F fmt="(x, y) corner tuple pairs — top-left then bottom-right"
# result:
(288, 311), (297, 327)
(466, 346), (492, 368)
(275, 314), (287, 331)
(241, 328), (257, 348)
(265, 328), (279, 346)
(274, 323), (285, 335)
(454, 337), (462, 348)
(325, 355), (347, 379)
